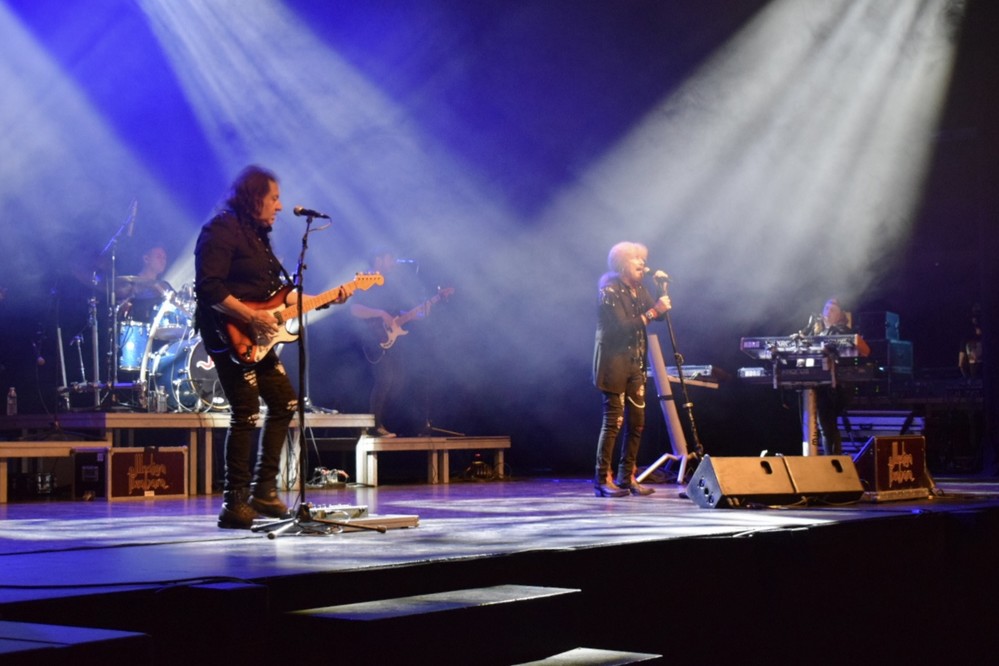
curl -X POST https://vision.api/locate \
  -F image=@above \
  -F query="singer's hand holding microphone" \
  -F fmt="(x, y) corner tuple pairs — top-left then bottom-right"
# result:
(645, 268), (672, 313)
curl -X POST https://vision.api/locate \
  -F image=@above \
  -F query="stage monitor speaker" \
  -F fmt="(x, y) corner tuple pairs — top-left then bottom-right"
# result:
(686, 456), (797, 509)
(852, 435), (931, 501)
(781, 455), (864, 504)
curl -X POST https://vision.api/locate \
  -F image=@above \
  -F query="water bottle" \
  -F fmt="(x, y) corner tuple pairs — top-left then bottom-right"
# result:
(6, 387), (16, 416)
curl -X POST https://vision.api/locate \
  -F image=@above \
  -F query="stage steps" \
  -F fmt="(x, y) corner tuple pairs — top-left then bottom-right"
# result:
(0, 620), (150, 665)
(285, 584), (583, 665)
(514, 647), (663, 665)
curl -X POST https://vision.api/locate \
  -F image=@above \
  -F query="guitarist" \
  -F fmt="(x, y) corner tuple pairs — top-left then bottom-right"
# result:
(194, 165), (351, 529)
(349, 249), (427, 438)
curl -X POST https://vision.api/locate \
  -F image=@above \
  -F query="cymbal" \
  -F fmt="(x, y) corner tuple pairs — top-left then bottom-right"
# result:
(116, 275), (158, 286)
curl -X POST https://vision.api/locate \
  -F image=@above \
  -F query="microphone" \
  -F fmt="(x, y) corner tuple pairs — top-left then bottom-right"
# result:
(293, 206), (331, 220)
(125, 199), (138, 237)
(646, 268), (671, 283)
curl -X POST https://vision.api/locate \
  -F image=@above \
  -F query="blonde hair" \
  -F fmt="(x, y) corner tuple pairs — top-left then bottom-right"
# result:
(607, 242), (648, 273)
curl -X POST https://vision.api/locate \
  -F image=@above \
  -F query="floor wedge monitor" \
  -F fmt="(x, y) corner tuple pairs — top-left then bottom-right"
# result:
(781, 455), (864, 504)
(686, 455), (865, 508)
(686, 456), (798, 509)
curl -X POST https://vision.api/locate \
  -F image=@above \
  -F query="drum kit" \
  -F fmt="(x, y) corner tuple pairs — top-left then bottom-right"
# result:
(113, 278), (228, 412)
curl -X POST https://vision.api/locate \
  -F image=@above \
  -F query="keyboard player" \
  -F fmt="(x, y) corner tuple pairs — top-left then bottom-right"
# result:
(809, 298), (853, 455)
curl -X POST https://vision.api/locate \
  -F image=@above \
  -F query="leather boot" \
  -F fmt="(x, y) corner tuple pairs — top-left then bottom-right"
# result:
(594, 473), (628, 498)
(615, 475), (655, 496)
(218, 489), (258, 529)
(249, 485), (291, 519)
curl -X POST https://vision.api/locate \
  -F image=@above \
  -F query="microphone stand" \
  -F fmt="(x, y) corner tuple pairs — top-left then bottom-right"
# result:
(638, 275), (705, 484)
(253, 215), (373, 537)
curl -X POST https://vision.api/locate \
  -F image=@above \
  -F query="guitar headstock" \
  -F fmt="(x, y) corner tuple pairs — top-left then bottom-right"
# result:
(355, 272), (385, 290)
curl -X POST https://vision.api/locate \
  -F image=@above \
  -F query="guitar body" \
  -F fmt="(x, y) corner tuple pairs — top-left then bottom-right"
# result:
(226, 273), (384, 366)
(378, 287), (455, 350)
(379, 320), (410, 350)
(225, 286), (297, 366)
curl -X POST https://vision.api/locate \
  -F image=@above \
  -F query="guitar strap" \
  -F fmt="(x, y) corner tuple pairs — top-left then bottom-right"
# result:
(202, 214), (295, 355)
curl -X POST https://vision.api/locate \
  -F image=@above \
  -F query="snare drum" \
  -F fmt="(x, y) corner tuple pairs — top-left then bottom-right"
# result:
(149, 336), (229, 412)
(118, 321), (149, 371)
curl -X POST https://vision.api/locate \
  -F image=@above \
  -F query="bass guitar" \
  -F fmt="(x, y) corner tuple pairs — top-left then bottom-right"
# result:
(379, 287), (455, 349)
(227, 272), (383, 365)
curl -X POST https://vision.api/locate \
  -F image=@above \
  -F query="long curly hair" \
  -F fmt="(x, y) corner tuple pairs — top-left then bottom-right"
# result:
(226, 165), (278, 221)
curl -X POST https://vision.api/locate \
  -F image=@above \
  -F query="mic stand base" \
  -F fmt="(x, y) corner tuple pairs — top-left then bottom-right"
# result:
(251, 503), (388, 538)
(420, 420), (465, 438)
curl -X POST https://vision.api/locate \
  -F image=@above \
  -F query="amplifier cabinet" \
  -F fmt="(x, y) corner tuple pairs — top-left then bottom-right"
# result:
(74, 447), (188, 500)
(856, 311), (900, 341)
(866, 339), (913, 376)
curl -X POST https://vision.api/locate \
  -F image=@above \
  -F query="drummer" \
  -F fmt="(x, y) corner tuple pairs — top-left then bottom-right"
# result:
(116, 245), (173, 323)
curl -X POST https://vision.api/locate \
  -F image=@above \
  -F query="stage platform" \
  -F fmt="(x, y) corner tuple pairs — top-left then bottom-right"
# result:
(1, 474), (998, 664)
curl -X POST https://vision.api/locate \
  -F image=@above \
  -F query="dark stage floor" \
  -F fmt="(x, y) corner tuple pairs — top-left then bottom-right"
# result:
(2, 475), (999, 664)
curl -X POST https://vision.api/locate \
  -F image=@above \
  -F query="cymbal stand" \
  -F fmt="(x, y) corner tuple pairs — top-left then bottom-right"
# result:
(97, 200), (137, 409)
(55, 325), (70, 410)
(87, 295), (102, 408)
(53, 287), (71, 411)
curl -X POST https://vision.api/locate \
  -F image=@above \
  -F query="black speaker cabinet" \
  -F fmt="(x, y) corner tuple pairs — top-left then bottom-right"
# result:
(782, 455), (864, 503)
(686, 455), (865, 508)
(686, 457), (797, 508)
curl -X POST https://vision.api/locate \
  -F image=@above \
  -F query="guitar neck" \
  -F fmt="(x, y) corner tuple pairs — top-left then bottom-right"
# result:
(282, 282), (359, 321)
(398, 293), (444, 326)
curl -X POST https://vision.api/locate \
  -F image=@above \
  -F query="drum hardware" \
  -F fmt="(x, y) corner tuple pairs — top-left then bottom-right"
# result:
(148, 335), (229, 413)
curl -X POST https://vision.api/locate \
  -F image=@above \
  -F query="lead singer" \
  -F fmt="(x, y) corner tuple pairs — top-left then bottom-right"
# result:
(592, 242), (671, 497)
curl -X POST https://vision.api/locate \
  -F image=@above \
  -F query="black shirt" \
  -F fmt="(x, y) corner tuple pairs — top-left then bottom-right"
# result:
(194, 210), (288, 353)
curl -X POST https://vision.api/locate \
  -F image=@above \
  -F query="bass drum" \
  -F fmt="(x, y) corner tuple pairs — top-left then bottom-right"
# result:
(149, 336), (229, 412)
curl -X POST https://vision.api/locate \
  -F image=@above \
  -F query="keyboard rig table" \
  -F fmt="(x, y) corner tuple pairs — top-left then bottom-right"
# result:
(737, 334), (874, 455)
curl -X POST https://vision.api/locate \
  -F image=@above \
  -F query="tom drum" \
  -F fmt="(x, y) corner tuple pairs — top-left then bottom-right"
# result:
(118, 321), (149, 371)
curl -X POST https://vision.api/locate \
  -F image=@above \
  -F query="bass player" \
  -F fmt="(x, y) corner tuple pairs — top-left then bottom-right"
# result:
(350, 249), (452, 438)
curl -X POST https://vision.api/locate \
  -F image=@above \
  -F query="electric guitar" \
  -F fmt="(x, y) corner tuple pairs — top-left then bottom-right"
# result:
(226, 272), (384, 365)
(378, 287), (455, 349)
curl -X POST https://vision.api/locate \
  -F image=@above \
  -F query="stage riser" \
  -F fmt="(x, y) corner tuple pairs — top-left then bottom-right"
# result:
(2, 505), (997, 664)
(285, 585), (581, 665)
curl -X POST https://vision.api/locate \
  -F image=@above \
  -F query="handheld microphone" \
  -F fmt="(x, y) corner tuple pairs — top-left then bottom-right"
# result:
(293, 206), (331, 220)
(646, 268), (670, 283)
